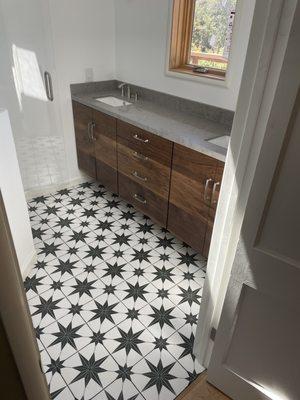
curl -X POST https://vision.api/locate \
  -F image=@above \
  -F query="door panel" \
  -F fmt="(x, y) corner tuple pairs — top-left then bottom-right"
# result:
(208, 15), (300, 396)
(168, 143), (218, 253)
(93, 109), (117, 192)
(72, 101), (95, 178)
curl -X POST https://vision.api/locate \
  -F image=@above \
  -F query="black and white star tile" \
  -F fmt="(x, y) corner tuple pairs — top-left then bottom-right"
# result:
(25, 181), (206, 400)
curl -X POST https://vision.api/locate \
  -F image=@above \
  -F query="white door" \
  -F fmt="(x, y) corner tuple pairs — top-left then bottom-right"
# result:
(207, 2), (300, 399)
(0, 0), (68, 192)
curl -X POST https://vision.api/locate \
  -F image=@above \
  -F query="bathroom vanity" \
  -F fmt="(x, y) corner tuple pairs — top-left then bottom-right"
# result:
(71, 81), (233, 257)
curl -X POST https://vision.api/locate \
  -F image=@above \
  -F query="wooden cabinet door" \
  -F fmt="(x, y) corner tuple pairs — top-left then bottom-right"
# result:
(93, 110), (118, 193)
(168, 144), (218, 253)
(72, 101), (96, 178)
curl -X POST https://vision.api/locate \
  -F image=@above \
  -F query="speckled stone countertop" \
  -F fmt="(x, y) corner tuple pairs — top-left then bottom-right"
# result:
(71, 81), (234, 162)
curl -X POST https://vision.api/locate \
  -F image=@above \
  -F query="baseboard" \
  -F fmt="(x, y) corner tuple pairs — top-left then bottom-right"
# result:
(25, 175), (92, 201)
(21, 250), (37, 280)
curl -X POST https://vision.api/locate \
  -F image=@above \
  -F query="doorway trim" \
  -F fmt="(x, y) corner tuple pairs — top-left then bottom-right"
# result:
(0, 191), (50, 400)
(195, 0), (296, 366)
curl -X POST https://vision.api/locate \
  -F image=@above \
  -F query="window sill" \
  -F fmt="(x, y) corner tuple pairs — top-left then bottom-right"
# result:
(169, 66), (226, 81)
(166, 67), (228, 88)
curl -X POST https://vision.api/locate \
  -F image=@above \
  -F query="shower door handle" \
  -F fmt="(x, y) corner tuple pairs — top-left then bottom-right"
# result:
(44, 71), (54, 102)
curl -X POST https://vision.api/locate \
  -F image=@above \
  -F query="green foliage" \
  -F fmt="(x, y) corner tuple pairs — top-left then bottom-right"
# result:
(191, 0), (236, 55)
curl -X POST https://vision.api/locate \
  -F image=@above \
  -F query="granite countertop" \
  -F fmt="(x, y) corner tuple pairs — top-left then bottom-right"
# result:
(72, 86), (232, 162)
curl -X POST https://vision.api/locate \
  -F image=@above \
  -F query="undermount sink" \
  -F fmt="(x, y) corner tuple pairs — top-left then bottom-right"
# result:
(207, 135), (230, 149)
(94, 96), (132, 107)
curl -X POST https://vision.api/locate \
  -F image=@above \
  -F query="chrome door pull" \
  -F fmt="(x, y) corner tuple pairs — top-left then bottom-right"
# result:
(134, 194), (147, 204)
(212, 182), (221, 204)
(44, 71), (54, 101)
(87, 122), (96, 141)
(132, 151), (148, 161)
(132, 171), (147, 182)
(90, 122), (96, 141)
(133, 134), (149, 143)
(204, 178), (213, 202)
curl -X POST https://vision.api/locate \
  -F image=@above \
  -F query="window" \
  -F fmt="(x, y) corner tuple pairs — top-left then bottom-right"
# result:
(169, 0), (237, 80)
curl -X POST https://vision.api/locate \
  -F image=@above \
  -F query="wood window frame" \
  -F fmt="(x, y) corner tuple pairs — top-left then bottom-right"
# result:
(169, 0), (227, 81)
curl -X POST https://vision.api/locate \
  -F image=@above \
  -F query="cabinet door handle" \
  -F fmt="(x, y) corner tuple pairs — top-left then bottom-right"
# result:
(133, 134), (149, 143)
(90, 122), (96, 141)
(132, 151), (148, 161)
(133, 194), (147, 204)
(212, 182), (221, 205)
(132, 171), (147, 182)
(204, 178), (213, 202)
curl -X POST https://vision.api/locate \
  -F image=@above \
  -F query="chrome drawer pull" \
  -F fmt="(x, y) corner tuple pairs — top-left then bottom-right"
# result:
(212, 182), (221, 204)
(133, 134), (149, 143)
(134, 194), (147, 204)
(204, 178), (213, 201)
(132, 171), (147, 182)
(132, 151), (148, 161)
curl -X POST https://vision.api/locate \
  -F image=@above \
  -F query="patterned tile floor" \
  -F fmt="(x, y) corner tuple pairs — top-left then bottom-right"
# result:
(24, 181), (206, 400)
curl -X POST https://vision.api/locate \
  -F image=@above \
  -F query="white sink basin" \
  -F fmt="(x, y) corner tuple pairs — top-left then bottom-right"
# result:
(95, 96), (132, 107)
(207, 135), (230, 149)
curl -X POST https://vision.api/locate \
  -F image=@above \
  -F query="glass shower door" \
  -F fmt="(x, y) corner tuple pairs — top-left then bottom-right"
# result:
(0, 0), (68, 193)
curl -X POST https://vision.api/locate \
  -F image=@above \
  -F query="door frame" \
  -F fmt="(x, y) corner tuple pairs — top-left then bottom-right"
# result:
(195, 0), (298, 366)
(0, 191), (50, 400)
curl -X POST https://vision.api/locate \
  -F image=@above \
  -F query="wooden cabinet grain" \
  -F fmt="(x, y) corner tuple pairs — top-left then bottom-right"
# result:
(168, 144), (224, 254)
(72, 101), (96, 178)
(72, 101), (225, 257)
(117, 120), (173, 226)
(72, 101), (118, 193)
(93, 110), (118, 193)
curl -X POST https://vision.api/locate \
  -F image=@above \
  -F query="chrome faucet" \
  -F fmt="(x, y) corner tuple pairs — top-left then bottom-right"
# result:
(118, 82), (131, 99)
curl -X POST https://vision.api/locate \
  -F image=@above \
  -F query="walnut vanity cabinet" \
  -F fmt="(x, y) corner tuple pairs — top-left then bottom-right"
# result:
(168, 144), (224, 255)
(117, 120), (173, 227)
(72, 100), (225, 256)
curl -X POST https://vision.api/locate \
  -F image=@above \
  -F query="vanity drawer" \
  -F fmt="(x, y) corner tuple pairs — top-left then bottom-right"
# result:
(117, 143), (171, 199)
(117, 120), (173, 166)
(118, 173), (168, 227)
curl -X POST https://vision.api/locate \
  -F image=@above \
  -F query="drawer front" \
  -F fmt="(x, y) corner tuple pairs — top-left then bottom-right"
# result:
(117, 120), (173, 166)
(117, 143), (171, 199)
(118, 173), (168, 227)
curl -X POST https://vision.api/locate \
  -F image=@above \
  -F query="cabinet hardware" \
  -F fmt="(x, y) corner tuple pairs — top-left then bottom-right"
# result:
(204, 178), (214, 202)
(212, 182), (220, 204)
(132, 151), (148, 161)
(133, 134), (149, 143)
(133, 193), (147, 204)
(90, 122), (96, 141)
(132, 171), (147, 182)
(87, 122), (96, 141)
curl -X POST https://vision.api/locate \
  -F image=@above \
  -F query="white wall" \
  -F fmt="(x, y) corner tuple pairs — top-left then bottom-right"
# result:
(0, 109), (35, 276)
(49, 0), (116, 182)
(114, 0), (255, 111)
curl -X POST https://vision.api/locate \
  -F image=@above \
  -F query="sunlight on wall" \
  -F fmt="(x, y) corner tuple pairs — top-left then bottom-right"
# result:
(12, 44), (47, 110)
